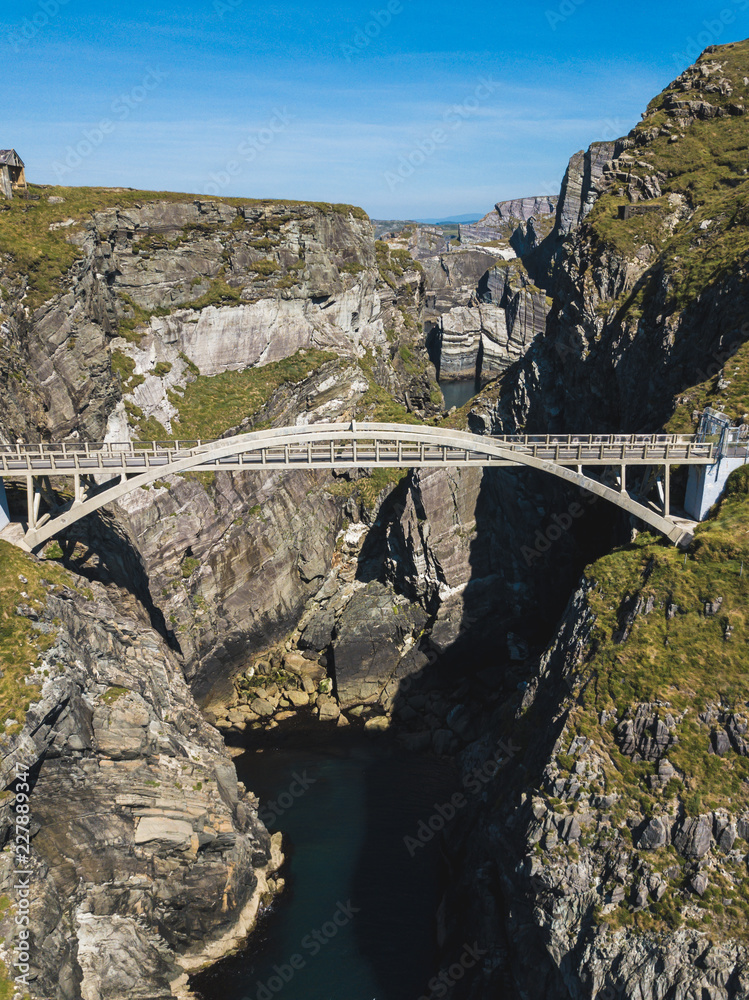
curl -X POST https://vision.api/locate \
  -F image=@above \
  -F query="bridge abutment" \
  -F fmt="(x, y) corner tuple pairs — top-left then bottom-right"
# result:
(685, 457), (748, 521)
(0, 478), (9, 531)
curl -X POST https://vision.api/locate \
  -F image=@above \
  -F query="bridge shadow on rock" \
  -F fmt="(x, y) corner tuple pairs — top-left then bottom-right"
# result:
(5, 481), (176, 649)
(348, 463), (620, 999)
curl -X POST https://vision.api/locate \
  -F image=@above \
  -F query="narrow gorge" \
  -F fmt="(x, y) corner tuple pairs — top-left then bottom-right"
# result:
(1, 38), (749, 1000)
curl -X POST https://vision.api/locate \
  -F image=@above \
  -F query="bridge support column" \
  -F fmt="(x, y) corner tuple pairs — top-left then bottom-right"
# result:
(0, 478), (9, 531)
(25, 474), (37, 531)
(620, 465), (627, 494)
(663, 465), (670, 516)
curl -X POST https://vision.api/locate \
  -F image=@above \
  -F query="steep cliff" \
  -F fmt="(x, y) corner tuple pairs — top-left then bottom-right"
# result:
(0, 191), (443, 998)
(0, 541), (282, 1000)
(432, 39), (749, 1000)
(476, 42), (749, 437)
(459, 195), (558, 247)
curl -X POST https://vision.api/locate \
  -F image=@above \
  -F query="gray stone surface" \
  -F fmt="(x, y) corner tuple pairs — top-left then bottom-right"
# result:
(0, 576), (276, 1000)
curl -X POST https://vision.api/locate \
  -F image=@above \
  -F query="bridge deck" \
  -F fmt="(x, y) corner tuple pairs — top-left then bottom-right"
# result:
(0, 425), (728, 550)
(0, 431), (717, 478)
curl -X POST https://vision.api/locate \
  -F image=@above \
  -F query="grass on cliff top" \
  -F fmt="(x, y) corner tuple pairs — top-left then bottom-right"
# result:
(0, 541), (72, 729)
(0, 185), (368, 312)
(586, 40), (749, 310)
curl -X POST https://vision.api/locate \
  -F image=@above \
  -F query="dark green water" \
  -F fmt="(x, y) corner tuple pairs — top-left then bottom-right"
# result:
(439, 379), (481, 412)
(192, 724), (458, 1000)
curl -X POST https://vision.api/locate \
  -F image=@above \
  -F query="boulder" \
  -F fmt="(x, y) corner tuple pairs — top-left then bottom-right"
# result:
(690, 872), (709, 897)
(285, 689), (310, 709)
(364, 715), (389, 732)
(674, 815), (713, 858)
(250, 698), (275, 718)
(636, 817), (669, 850)
(316, 695), (340, 723)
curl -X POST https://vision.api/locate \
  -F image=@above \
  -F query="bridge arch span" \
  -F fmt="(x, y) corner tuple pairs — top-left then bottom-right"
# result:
(4, 422), (709, 548)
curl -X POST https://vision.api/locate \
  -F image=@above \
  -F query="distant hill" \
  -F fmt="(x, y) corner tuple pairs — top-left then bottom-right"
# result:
(414, 214), (483, 224)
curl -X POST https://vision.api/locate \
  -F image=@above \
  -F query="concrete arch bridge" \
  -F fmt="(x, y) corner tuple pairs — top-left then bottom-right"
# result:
(0, 423), (720, 550)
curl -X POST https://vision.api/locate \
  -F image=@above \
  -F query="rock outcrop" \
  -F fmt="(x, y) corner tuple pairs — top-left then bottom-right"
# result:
(422, 253), (550, 381)
(0, 546), (281, 999)
(459, 195), (558, 245)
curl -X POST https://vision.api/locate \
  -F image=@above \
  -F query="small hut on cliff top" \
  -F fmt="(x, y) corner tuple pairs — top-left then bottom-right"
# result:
(0, 150), (26, 199)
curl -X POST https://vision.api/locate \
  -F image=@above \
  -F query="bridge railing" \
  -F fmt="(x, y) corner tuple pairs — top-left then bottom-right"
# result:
(0, 431), (712, 457)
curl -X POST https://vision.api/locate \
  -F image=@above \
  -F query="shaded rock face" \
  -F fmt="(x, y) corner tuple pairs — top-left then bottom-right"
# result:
(0, 577), (278, 1000)
(423, 253), (550, 382)
(422, 44), (749, 1000)
(434, 579), (749, 1000)
(331, 581), (428, 708)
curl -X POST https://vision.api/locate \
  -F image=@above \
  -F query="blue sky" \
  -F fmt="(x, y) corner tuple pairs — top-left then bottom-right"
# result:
(2, 0), (748, 218)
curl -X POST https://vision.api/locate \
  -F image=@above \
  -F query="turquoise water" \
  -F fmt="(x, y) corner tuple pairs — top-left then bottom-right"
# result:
(439, 379), (481, 411)
(192, 725), (457, 1000)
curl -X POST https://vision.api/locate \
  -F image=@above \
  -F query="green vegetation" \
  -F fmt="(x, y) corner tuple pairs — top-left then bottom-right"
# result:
(667, 339), (749, 432)
(0, 958), (18, 1000)
(151, 362), (173, 378)
(111, 349), (145, 391)
(248, 258), (279, 277)
(0, 541), (73, 727)
(43, 541), (64, 561)
(357, 350), (423, 425)
(587, 41), (749, 314)
(164, 349), (337, 441)
(374, 240), (421, 289)
(181, 557), (201, 579)
(0, 184), (368, 313)
(102, 686), (130, 705)
(183, 275), (242, 309)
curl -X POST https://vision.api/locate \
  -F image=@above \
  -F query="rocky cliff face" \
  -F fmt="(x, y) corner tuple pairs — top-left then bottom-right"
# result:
(0, 193), (443, 999)
(477, 44), (749, 437)
(459, 195), (558, 246)
(429, 39), (749, 1000)
(4, 39), (749, 1000)
(0, 541), (282, 1000)
(421, 252), (551, 382)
